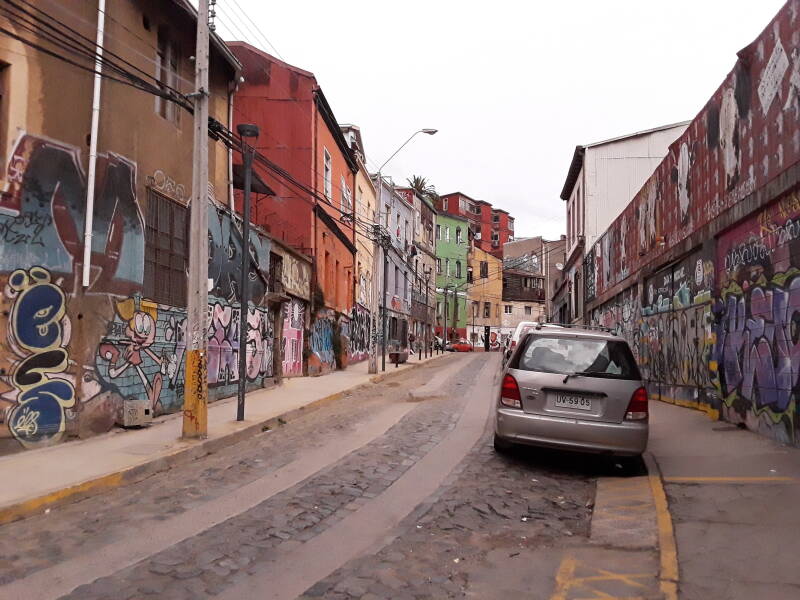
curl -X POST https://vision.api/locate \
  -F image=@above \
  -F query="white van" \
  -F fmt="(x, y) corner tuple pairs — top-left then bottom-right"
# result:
(502, 321), (540, 366)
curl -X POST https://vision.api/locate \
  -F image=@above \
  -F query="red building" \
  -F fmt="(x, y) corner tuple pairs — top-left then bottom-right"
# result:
(229, 42), (358, 373)
(438, 192), (514, 258)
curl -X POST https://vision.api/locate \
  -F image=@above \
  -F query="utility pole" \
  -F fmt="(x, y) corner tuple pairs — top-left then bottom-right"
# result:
(368, 178), (382, 375)
(381, 231), (389, 371)
(236, 125), (259, 421)
(424, 268), (430, 358)
(451, 285), (459, 340)
(443, 282), (449, 345)
(182, 0), (210, 439)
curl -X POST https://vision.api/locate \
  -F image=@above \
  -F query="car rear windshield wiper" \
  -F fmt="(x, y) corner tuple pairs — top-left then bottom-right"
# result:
(562, 371), (592, 383)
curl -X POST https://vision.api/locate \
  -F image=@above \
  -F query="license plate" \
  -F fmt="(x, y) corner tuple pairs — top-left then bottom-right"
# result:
(553, 394), (592, 411)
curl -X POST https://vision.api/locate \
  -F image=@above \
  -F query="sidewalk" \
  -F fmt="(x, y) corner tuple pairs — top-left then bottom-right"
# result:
(648, 401), (800, 600)
(0, 352), (448, 525)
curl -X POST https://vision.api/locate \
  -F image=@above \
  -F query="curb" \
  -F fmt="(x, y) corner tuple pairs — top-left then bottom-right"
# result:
(0, 354), (447, 526)
(644, 452), (680, 600)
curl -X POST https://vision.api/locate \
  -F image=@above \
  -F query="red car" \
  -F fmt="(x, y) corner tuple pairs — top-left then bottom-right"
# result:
(449, 340), (474, 352)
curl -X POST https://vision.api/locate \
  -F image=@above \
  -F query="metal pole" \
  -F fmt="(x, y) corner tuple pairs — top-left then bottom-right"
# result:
(368, 177), (381, 374)
(182, 0), (210, 439)
(381, 235), (389, 371)
(236, 144), (253, 421)
(424, 272), (429, 358)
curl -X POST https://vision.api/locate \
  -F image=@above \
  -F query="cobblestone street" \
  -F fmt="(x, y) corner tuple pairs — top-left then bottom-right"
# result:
(0, 354), (611, 599)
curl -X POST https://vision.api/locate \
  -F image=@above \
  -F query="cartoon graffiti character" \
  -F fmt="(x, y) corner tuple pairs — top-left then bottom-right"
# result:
(98, 297), (164, 411)
(5, 267), (75, 448)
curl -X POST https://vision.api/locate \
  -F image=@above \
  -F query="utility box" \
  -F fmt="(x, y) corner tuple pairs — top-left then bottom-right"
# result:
(119, 398), (153, 428)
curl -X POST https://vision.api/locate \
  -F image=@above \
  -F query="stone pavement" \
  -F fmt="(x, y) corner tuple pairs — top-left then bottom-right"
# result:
(648, 401), (800, 600)
(0, 351), (446, 524)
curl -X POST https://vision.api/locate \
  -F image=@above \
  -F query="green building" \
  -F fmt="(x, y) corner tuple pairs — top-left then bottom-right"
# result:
(434, 213), (469, 340)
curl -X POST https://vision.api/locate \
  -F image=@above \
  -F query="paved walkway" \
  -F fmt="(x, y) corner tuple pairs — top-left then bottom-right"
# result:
(0, 352), (446, 523)
(649, 401), (800, 600)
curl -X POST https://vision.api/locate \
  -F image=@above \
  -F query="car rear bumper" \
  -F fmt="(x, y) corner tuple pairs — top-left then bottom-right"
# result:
(495, 407), (648, 456)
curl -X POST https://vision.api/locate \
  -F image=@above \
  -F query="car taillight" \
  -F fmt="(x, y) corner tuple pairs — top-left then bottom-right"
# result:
(510, 341), (517, 350)
(625, 386), (648, 420)
(500, 374), (522, 409)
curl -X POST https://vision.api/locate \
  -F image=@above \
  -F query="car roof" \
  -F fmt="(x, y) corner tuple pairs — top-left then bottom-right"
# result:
(521, 324), (624, 342)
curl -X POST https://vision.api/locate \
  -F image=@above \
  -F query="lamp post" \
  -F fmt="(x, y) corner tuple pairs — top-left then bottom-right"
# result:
(236, 123), (259, 422)
(369, 128), (437, 374)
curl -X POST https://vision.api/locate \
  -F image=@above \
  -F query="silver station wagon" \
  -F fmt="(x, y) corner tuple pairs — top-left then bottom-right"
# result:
(494, 325), (648, 461)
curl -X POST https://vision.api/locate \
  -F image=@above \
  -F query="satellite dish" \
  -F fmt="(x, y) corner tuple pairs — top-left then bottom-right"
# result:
(555, 263), (564, 271)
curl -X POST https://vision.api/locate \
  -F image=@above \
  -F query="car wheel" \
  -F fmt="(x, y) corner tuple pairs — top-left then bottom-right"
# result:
(493, 433), (514, 455)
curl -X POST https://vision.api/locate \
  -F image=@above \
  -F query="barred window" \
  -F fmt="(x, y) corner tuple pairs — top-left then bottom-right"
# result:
(144, 188), (187, 306)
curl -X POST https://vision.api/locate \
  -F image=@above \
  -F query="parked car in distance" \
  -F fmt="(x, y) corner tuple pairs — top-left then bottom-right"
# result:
(450, 339), (474, 352)
(494, 325), (648, 464)
(502, 321), (539, 366)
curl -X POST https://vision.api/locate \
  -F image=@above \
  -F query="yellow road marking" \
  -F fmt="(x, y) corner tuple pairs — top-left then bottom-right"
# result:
(551, 554), (655, 599)
(663, 476), (797, 484)
(644, 454), (679, 600)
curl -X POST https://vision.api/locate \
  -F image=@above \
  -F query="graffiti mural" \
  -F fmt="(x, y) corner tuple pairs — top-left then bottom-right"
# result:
(96, 295), (274, 416)
(714, 191), (800, 444)
(208, 204), (271, 303)
(0, 134), (143, 294)
(346, 304), (371, 363)
(309, 311), (335, 373)
(2, 267), (75, 448)
(282, 299), (305, 376)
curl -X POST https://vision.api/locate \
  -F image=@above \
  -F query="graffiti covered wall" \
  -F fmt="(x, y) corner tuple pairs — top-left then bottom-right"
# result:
(308, 309), (336, 375)
(345, 303), (371, 363)
(0, 133), (281, 452)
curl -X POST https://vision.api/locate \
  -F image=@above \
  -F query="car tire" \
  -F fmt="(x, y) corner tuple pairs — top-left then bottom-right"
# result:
(493, 433), (514, 455)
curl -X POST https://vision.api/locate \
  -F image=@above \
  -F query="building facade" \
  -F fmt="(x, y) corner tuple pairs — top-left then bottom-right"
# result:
(437, 192), (514, 258)
(557, 121), (690, 324)
(434, 214), (469, 340)
(340, 125), (375, 364)
(0, 0), (295, 452)
(467, 245), (502, 349)
(229, 42), (358, 375)
(375, 176), (413, 359)
(504, 236), (566, 321)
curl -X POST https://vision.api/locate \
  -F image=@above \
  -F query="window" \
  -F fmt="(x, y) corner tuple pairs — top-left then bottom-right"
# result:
(491, 232), (499, 242)
(492, 214), (499, 223)
(445, 226), (450, 242)
(445, 258), (450, 277)
(156, 29), (179, 124)
(483, 302), (491, 318)
(404, 219), (409, 244)
(404, 272), (409, 299)
(340, 175), (352, 211)
(323, 148), (332, 199)
(395, 266), (400, 295)
(509, 219), (514, 231)
(437, 258), (442, 274)
(524, 306), (532, 315)
(443, 198), (448, 210)
(513, 336), (640, 380)
(385, 204), (391, 228)
(455, 227), (463, 243)
(437, 301), (442, 315)
(467, 267), (473, 284)
(436, 224), (441, 240)
(144, 189), (187, 306)
(472, 301), (479, 316)
(480, 261), (488, 278)
(496, 304), (500, 318)
(455, 261), (462, 278)
(504, 305), (513, 314)
(459, 199), (467, 212)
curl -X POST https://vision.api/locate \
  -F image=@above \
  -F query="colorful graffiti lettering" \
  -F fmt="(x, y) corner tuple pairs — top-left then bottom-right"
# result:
(4, 267), (75, 447)
(282, 299), (305, 376)
(310, 314), (335, 369)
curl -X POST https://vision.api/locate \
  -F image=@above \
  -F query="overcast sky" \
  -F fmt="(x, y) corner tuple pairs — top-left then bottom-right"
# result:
(212, 0), (787, 240)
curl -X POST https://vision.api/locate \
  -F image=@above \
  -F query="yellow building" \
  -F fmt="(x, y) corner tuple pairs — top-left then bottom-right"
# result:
(467, 245), (503, 350)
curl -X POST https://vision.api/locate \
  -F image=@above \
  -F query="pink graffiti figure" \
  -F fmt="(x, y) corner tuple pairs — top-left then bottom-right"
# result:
(99, 298), (163, 411)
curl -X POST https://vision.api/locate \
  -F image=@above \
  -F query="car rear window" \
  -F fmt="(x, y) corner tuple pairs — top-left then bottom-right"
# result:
(510, 334), (641, 380)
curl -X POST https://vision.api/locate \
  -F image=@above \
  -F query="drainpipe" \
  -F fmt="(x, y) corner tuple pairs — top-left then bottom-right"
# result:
(227, 83), (236, 211)
(82, 0), (106, 287)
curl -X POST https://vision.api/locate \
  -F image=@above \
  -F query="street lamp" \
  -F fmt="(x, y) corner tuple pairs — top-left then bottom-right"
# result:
(236, 123), (259, 422)
(370, 128), (438, 373)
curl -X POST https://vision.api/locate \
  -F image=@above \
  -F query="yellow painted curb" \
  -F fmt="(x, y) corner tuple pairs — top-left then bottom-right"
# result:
(652, 393), (719, 421)
(644, 453), (679, 600)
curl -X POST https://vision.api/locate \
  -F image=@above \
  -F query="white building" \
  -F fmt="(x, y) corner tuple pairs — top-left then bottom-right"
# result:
(555, 121), (690, 323)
